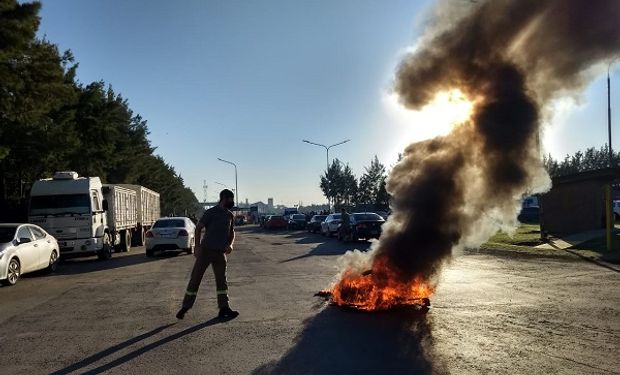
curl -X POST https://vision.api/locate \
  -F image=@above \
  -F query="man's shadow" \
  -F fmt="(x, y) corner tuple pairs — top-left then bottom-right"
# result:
(49, 316), (236, 375)
(253, 306), (444, 375)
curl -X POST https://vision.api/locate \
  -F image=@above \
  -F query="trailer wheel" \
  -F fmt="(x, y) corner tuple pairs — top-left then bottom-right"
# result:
(121, 230), (131, 252)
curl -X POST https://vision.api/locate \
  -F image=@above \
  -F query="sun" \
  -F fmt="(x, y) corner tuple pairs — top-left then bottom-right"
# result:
(383, 88), (475, 140)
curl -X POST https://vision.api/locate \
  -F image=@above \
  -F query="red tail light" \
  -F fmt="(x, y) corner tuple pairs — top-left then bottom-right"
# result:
(178, 229), (189, 236)
(146, 231), (154, 238)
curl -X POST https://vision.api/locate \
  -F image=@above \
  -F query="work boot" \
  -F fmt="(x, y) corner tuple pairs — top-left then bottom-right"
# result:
(176, 307), (189, 320)
(218, 306), (239, 319)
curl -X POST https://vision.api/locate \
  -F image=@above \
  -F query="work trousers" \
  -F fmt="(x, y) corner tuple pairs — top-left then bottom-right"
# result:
(182, 247), (229, 309)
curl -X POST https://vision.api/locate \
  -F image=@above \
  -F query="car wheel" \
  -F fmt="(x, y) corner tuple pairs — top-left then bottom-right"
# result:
(46, 250), (59, 273)
(2, 258), (21, 286)
(97, 234), (112, 260)
(184, 239), (195, 255)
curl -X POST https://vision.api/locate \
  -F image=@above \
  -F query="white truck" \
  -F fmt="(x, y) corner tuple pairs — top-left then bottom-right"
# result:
(28, 171), (160, 260)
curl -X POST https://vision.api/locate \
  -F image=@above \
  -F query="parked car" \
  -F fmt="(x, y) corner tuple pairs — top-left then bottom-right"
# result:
(321, 213), (342, 237)
(145, 217), (195, 257)
(340, 212), (385, 241)
(307, 215), (327, 233)
(0, 223), (60, 286)
(517, 206), (539, 223)
(288, 214), (307, 230)
(235, 215), (246, 226)
(374, 211), (389, 220)
(265, 215), (288, 230)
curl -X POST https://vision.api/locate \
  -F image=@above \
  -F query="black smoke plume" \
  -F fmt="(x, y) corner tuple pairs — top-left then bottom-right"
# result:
(340, 0), (620, 287)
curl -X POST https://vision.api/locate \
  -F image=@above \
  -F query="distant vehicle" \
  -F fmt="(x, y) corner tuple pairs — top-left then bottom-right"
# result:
(307, 215), (327, 233)
(145, 217), (195, 257)
(288, 214), (307, 230)
(517, 207), (540, 223)
(283, 208), (298, 220)
(28, 172), (160, 260)
(0, 223), (59, 286)
(339, 212), (385, 241)
(235, 215), (246, 226)
(321, 213), (342, 237)
(613, 200), (620, 220)
(264, 215), (287, 230)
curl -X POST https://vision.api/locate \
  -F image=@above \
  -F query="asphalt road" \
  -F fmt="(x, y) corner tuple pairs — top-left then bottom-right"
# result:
(1, 226), (618, 375)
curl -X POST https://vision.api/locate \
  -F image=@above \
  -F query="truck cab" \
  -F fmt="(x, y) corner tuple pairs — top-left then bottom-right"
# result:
(28, 171), (113, 260)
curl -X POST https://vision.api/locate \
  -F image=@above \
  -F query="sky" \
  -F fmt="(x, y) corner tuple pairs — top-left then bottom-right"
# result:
(36, 0), (620, 206)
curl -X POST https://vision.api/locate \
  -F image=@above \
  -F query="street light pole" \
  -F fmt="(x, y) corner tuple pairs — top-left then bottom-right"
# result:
(608, 57), (619, 167)
(302, 139), (351, 170)
(302, 139), (351, 210)
(217, 158), (238, 208)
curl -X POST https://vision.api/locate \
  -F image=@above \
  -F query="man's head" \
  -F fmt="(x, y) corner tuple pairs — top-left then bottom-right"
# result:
(220, 189), (235, 210)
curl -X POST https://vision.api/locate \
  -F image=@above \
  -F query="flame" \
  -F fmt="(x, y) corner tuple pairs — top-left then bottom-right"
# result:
(330, 255), (434, 311)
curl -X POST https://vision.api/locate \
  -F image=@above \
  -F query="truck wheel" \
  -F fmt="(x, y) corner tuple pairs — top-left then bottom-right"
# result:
(121, 231), (131, 252)
(97, 234), (112, 260)
(136, 228), (145, 247)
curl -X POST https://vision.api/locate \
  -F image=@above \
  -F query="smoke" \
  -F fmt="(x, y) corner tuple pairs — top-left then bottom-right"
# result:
(340, 0), (620, 286)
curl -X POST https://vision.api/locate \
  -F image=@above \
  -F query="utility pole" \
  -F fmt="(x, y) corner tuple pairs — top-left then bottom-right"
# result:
(605, 57), (618, 251)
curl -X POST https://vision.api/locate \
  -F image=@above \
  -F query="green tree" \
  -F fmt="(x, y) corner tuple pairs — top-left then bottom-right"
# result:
(357, 155), (386, 206)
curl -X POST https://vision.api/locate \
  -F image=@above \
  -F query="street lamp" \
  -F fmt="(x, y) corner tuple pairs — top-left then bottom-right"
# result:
(302, 139), (351, 170)
(217, 158), (238, 208)
(213, 181), (227, 188)
(608, 57), (619, 166)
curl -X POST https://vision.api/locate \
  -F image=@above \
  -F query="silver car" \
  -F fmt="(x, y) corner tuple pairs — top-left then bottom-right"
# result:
(321, 214), (342, 237)
(0, 223), (60, 286)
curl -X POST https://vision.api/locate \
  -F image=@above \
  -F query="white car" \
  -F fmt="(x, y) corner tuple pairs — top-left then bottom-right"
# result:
(145, 217), (195, 257)
(0, 223), (59, 286)
(321, 213), (342, 237)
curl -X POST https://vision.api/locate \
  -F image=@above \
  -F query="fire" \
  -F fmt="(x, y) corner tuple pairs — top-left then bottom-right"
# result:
(330, 255), (434, 311)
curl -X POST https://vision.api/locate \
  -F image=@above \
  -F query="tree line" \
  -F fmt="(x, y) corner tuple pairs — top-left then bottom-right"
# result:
(320, 155), (390, 210)
(0, 1), (198, 220)
(543, 145), (620, 177)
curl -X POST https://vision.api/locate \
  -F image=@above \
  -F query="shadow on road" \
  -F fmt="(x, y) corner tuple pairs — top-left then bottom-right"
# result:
(49, 317), (234, 375)
(253, 307), (442, 375)
(51, 251), (187, 276)
(280, 240), (371, 263)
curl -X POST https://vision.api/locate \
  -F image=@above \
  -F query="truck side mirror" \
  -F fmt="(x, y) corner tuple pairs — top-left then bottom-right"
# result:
(102, 199), (109, 212)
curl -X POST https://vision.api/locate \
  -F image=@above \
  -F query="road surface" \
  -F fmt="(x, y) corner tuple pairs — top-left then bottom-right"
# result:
(1, 226), (618, 374)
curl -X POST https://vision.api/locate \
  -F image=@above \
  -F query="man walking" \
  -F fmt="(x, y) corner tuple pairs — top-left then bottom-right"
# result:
(176, 189), (239, 320)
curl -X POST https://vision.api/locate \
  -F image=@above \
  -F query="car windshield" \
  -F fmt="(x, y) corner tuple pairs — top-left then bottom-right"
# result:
(153, 219), (185, 228)
(0, 226), (17, 243)
(353, 213), (383, 221)
(292, 214), (305, 220)
(331, 214), (342, 220)
(313, 215), (327, 221)
(30, 194), (91, 215)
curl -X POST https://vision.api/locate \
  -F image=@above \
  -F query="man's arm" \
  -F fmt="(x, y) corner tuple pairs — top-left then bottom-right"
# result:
(195, 221), (204, 248)
(226, 217), (235, 254)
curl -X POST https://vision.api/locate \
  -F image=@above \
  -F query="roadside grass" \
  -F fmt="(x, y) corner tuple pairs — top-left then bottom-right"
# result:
(472, 223), (553, 255)
(568, 233), (620, 264)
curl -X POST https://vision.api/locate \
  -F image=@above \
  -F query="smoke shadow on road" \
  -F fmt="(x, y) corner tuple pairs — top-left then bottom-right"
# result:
(49, 317), (230, 375)
(253, 307), (443, 375)
(280, 240), (371, 263)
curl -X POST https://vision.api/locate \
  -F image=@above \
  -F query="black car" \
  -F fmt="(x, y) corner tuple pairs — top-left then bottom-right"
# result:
(307, 215), (327, 233)
(288, 214), (308, 230)
(517, 206), (539, 223)
(348, 212), (385, 240)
